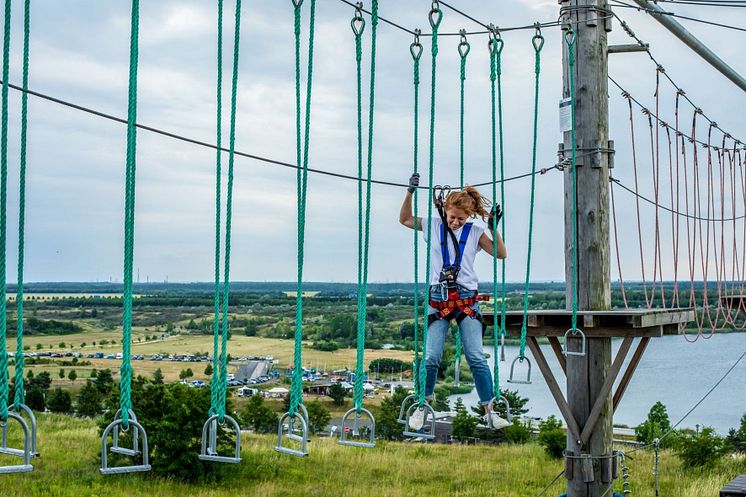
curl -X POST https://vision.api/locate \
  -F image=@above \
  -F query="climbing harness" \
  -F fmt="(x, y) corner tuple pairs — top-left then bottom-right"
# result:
(340, 0), (377, 448)
(561, 28), (586, 358)
(200, 0), (243, 464)
(100, 0), (151, 474)
(509, 25), (545, 383)
(277, 0), (317, 456)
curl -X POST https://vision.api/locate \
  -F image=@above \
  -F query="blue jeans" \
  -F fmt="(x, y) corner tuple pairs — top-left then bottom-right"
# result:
(424, 285), (494, 404)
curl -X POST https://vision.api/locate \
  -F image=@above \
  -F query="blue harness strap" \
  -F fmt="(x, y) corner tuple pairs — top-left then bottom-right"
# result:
(440, 222), (473, 269)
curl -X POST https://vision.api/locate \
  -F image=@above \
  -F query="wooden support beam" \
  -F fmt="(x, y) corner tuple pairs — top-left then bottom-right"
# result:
(614, 337), (650, 411)
(580, 337), (634, 445)
(548, 336), (567, 375)
(526, 336), (582, 446)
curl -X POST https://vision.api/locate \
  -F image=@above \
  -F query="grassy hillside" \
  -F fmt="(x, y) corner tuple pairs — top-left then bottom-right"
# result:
(0, 414), (742, 497)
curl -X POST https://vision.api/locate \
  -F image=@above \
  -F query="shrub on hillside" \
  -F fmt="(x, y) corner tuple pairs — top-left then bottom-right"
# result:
(100, 381), (235, 482)
(537, 415), (565, 459)
(47, 388), (73, 414)
(726, 413), (746, 453)
(636, 401), (676, 449)
(503, 418), (532, 444)
(675, 426), (729, 468)
(241, 394), (278, 434)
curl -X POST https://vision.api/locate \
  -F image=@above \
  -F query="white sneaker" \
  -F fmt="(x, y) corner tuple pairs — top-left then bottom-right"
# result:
(485, 411), (510, 430)
(408, 407), (426, 431)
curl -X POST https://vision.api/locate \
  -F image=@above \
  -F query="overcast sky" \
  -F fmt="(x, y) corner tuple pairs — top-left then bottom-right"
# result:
(2, 0), (744, 284)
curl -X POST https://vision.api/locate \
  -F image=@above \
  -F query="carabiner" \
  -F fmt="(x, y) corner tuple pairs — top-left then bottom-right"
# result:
(457, 29), (470, 58)
(351, 2), (365, 37)
(410, 28), (423, 61)
(532, 23), (545, 52)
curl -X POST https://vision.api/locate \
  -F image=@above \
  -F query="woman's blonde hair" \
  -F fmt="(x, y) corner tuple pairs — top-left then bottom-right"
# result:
(445, 186), (491, 220)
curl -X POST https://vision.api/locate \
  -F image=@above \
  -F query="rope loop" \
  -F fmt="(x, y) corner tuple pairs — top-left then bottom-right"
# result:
(351, 2), (365, 37)
(457, 28), (470, 58)
(487, 24), (503, 56)
(532, 23), (544, 52)
(428, 2), (442, 29)
(410, 28), (422, 61)
(564, 27), (576, 47)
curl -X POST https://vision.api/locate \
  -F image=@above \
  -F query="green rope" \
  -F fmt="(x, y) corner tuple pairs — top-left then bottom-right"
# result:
(418, 2), (442, 407)
(453, 30), (469, 367)
(209, 0), (224, 419)
(119, 0), (141, 429)
(0, 0), (11, 424)
(351, 3), (366, 412)
(13, 0), (30, 412)
(354, 0), (378, 412)
(489, 29), (504, 400)
(517, 27), (543, 360)
(216, 0), (242, 421)
(289, 0), (316, 417)
(457, 30), (469, 190)
(410, 31), (422, 398)
(566, 29), (579, 332)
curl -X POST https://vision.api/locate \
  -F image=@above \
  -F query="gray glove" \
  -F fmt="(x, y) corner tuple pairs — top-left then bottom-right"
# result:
(407, 172), (420, 193)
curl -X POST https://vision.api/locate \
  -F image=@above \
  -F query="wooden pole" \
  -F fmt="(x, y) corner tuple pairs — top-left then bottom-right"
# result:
(561, 1), (612, 496)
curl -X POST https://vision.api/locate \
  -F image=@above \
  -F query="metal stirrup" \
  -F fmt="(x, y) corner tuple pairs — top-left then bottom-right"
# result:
(275, 411), (309, 457)
(339, 407), (375, 448)
(100, 417), (151, 475)
(199, 414), (242, 463)
(562, 327), (587, 357)
(403, 402), (436, 441)
(1, 404), (38, 458)
(506, 356), (532, 384)
(397, 394), (417, 425)
(0, 413), (33, 474)
(110, 408), (140, 457)
(488, 396), (513, 424)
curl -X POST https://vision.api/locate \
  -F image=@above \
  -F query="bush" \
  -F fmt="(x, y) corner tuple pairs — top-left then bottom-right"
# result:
(537, 415), (566, 459)
(675, 426), (729, 468)
(726, 413), (746, 453)
(312, 341), (339, 352)
(100, 382), (234, 482)
(241, 394), (278, 434)
(503, 418), (533, 444)
(636, 401), (675, 449)
(47, 388), (73, 414)
(305, 399), (331, 434)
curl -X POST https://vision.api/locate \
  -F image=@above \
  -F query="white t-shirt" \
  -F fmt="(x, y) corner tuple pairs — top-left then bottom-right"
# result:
(422, 217), (484, 290)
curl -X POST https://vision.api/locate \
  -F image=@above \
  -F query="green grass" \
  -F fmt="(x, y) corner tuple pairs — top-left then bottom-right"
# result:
(1, 414), (744, 496)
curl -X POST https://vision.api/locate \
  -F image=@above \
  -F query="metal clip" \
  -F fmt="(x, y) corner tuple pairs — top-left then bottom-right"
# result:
(351, 2), (365, 37)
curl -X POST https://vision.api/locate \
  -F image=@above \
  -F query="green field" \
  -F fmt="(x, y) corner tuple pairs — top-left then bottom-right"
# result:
(0, 414), (743, 497)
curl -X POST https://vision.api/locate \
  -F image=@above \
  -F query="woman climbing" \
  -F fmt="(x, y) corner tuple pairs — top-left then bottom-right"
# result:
(399, 172), (508, 430)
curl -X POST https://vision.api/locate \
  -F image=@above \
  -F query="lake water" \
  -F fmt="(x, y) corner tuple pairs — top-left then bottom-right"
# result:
(449, 333), (746, 434)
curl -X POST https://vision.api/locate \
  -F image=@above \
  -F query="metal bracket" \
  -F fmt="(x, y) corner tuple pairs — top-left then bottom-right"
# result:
(0, 413), (33, 474)
(506, 355), (532, 384)
(1, 403), (38, 458)
(111, 409), (140, 457)
(275, 411), (309, 457)
(339, 407), (375, 448)
(403, 402), (436, 441)
(563, 327), (587, 357)
(100, 417), (151, 475)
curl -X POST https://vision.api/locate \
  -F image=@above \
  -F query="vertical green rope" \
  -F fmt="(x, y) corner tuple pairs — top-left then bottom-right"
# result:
(216, 0), (241, 422)
(209, 0), (223, 419)
(410, 32), (422, 398)
(517, 27), (544, 360)
(353, 0), (378, 413)
(289, 0), (316, 417)
(418, 2), (442, 407)
(489, 29), (504, 400)
(13, 0), (30, 412)
(119, 0), (141, 429)
(453, 30), (469, 367)
(351, 3), (365, 412)
(0, 0), (11, 424)
(566, 30), (579, 332)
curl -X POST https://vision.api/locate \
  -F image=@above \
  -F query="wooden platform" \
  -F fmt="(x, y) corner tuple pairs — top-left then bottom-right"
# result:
(481, 308), (694, 338)
(722, 475), (746, 497)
